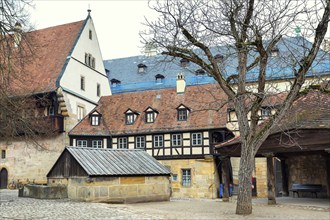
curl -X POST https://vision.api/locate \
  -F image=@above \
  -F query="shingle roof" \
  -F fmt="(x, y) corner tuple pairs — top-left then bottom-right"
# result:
(69, 84), (229, 136)
(66, 147), (170, 176)
(7, 19), (86, 95)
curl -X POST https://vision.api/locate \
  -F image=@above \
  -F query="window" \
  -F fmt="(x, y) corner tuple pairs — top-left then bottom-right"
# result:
(136, 136), (145, 149)
(154, 135), (163, 148)
(146, 112), (154, 123)
(77, 140), (87, 147)
(77, 106), (85, 120)
(182, 169), (191, 186)
(155, 74), (165, 84)
(192, 133), (202, 146)
(126, 113), (134, 125)
(172, 134), (182, 146)
(227, 109), (236, 122)
(48, 106), (55, 116)
(118, 137), (128, 149)
(89, 29), (92, 40)
(261, 107), (271, 119)
(84, 53), (95, 69)
(91, 115), (100, 126)
(92, 57), (95, 68)
(80, 76), (85, 91)
(172, 174), (178, 182)
(1, 150), (6, 159)
(180, 58), (189, 67)
(97, 83), (101, 97)
(92, 140), (102, 148)
(178, 109), (188, 121)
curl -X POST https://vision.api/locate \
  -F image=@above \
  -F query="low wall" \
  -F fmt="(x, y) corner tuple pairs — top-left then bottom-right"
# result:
(48, 176), (170, 203)
(19, 184), (68, 199)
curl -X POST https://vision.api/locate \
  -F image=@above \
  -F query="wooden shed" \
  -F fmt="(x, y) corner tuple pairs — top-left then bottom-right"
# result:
(47, 147), (171, 203)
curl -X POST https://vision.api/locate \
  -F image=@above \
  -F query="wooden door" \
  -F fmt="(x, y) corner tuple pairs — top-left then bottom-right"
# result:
(0, 168), (8, 189)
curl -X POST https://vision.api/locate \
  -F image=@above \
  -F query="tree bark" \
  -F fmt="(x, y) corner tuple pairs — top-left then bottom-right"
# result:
(266, 156), (276, 205)
(235, 141), (254, 215)
(221, 157), (230, 202)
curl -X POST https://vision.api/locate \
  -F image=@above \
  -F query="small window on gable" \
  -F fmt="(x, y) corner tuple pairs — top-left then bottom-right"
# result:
(144, 107), (159, 123)
(89, 29), (92, 40)
(176, 104), (190, 121)
(97, 83), (101, 97)
(80, 76), (85, 91)
(85, 53), (95, 69)
(137, 63), (147, 73)
(180, 58), (189, 67)
(125, 109), (139, 125)
(155, 74), (165, 84)
(90, 111), (101, 126)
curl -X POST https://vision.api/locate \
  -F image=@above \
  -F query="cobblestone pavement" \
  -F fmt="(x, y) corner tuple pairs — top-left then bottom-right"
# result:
(1, 190), (329, 220)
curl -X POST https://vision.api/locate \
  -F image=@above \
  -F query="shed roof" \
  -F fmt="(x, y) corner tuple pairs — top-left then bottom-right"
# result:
(64, 147), (170, 176)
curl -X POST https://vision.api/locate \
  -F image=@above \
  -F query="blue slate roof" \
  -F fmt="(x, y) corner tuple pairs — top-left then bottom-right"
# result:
(104, 37), (329, 94)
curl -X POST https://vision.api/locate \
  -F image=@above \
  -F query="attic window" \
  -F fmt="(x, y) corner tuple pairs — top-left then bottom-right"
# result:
(85, 53), (96, 69)
(137, 63), (147, 73)
(180, 58), (189, 67)
(125, 109), (139, 125)
(155, 74), (165, 84)
(270, 47), (279, 57)
(90, 115), (100, 126)
(176, 104), (190, 121)
(110, 78), (121, 87)
(144, 107), (159, 123)
(195, 69), (206, 75)
(214, 54), (224, 62)
(260, 107), (271, 119)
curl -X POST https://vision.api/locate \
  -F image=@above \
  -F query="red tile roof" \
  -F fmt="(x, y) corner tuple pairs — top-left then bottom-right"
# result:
(6, 20), (85, 95)
(69, 84), (229, 136)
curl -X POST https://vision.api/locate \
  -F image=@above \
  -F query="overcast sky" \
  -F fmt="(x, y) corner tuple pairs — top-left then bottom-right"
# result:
(29, 0), (157, 60)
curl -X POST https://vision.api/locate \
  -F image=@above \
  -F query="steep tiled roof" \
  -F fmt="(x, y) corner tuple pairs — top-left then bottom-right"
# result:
(7, 19), (86, 95)
(69, 84), (229, 136)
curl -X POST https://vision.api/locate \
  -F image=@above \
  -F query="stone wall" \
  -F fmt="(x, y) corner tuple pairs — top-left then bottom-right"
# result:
(0, 134), (68, 185)
(48, 176), (170, 203)
(286, 154), (328, 198)
(159, 158), (219, 199)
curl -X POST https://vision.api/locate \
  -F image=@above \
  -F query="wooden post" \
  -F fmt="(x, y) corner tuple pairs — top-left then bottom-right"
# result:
(265, 153), (276, 205)
(221, 156), (230, 202)
(280, 158), (289, 196)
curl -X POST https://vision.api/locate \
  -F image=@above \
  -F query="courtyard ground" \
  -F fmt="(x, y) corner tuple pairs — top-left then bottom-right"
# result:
(0, 189), (329, 219)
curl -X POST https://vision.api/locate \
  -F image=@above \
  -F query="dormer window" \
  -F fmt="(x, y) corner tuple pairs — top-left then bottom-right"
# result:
(180, 58), (190, 67)
(137, 63), (147, 73)
(125, 109), (139, 125)
(214, 54), (224, 63)
(110, 78), (121, 87)
(144, 107), (159, 123)
(176, 104), (190, 121)
(90, 111), (101, 126)
(155, 74), (165, 84)
(270, 47), (279, 57)
(260, 107), (271, 119)
(195, 69), (206, 75)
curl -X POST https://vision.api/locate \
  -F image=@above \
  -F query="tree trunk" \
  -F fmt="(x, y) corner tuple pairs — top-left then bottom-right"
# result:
(235, 141), (254, 215)
(266, 156), (276, 205)
(221, 157), (230, 202)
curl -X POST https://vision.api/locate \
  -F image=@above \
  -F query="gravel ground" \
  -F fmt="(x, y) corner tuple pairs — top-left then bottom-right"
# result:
(1, 190), (329, 220)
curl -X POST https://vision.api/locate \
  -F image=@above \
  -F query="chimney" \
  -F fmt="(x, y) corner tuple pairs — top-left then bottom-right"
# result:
(176, 73), (186, 94)
(14, 22), (22, 47)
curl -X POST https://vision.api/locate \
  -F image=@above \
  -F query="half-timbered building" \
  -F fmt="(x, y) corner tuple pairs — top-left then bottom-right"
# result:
(69, 79), (234, 198)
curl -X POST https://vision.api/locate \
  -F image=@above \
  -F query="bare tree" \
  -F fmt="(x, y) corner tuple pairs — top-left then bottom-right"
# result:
(141, 0), (330, 215)
(0, 0), (60, 145)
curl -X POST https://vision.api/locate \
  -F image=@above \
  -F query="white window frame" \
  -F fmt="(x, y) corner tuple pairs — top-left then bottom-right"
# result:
(77, 106), (85, 121)
(136, 136), (145, 149)
(92, 140), (102, 148)
(154, 135), (163, 148)
(178, 109), (187, 121)
(182, 169), (191, 186)
(192, 133), (202, 146)
(126, 114), (134, 124)
(77, 140), (87, 148)
(91, 115), (99, 126)
(118, 137), (128, 149)
(172, 134), (182, 147)
(146, 112), (154, 123)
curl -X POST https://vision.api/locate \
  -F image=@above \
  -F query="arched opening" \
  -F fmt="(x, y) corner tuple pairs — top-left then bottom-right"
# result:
(0, 168), (8, 189)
